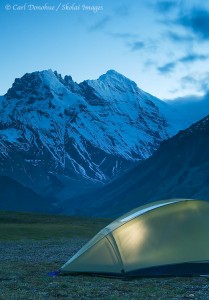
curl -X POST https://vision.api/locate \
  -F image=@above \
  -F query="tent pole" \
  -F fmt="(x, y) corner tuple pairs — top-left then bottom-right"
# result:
(106, 232), (127, 279)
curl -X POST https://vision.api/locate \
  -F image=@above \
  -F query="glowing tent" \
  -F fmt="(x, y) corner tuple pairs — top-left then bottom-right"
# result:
(60, 199), (209, 277)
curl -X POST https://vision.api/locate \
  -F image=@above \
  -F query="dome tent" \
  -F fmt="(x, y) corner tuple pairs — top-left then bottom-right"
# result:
(60, 199), (209, 277)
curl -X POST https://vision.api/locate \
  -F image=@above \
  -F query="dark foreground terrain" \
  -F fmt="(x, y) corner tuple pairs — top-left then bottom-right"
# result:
(0, 212), (209, 300)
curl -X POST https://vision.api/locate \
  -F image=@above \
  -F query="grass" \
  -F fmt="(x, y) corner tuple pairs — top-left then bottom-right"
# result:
(0, 211), (112, 240)
(0, 211), (209, 299)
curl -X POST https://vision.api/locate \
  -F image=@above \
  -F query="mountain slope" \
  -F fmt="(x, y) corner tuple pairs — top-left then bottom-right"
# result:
(0, 176), (54, 212)
(0, 70), (189, 201)
(67, 115), (209, 217)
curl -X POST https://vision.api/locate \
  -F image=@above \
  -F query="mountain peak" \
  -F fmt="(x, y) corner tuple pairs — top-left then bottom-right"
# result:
(104, 69), (123, 77)
(96, 70), (138, 93)
(99, 69), (132, 82)
(5, 69), (66, 101)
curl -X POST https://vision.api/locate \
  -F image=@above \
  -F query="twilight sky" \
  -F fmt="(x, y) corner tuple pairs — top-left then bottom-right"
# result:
(1, 0), (209, 100)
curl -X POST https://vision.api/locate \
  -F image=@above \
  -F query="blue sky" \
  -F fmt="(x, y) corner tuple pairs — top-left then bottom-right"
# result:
(1, 0), (209, 99)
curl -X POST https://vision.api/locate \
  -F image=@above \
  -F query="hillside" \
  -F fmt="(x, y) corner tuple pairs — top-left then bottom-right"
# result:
(0, 176), (54, 213)
(66, 115), (209, 217)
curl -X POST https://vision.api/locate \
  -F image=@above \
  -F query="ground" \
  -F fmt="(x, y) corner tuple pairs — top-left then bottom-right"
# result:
(0, 212), (209, 300)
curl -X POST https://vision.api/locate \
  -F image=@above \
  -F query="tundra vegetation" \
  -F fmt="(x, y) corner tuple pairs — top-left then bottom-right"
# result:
(0, 211), (209, 299)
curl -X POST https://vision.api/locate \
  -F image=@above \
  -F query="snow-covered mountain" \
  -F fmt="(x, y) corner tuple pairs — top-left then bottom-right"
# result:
(73, 114), (209, 217)
(0, 69), (190, 201)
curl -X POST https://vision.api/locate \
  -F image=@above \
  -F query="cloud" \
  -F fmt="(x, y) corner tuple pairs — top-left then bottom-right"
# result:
(89, 16), (111, 31)
(201, 75), (209, 92)
(181, 75), (198, 88)
(165, 91), (209, 125)
(109, 32), (138, 40)
(179, 53), (209, 63)
(180, 73), (209, 93)
(155, 0), (177, 13)
(108, 31), (147, 52)
(176, 9), (209, 40)
(144, 59), (156, 68)
(166, 30), (193, 43)
(129, 41), (145, 51)
(158, 53), (209, 75)
(114, 5), (131, 17)
(155, 5), (209, 47)
(158, 62), (176, 74)
(89, 4), (131, 32)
